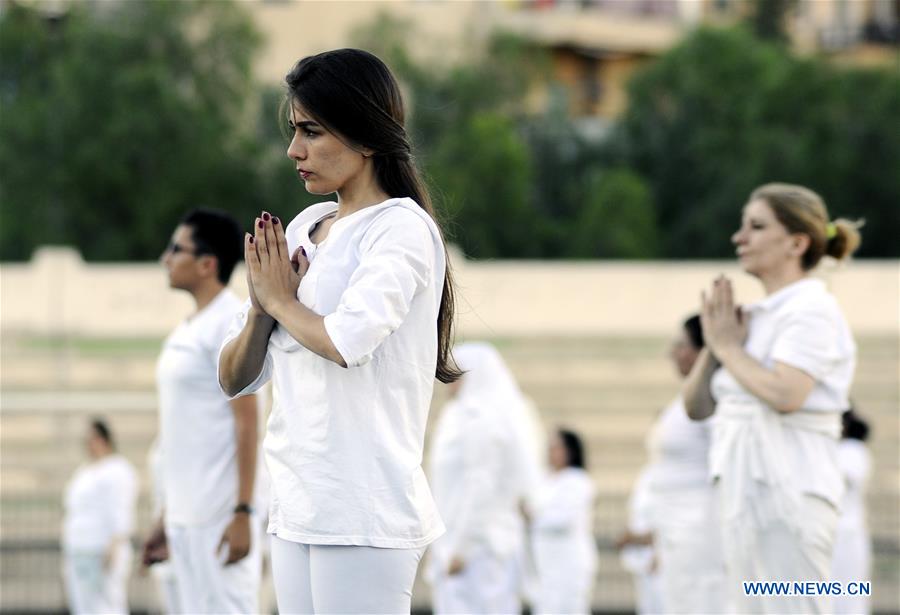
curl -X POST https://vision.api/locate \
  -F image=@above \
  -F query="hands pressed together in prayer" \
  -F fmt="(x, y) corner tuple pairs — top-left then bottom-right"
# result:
(700, 275), (750, 359)
(245, 211), (309, 318)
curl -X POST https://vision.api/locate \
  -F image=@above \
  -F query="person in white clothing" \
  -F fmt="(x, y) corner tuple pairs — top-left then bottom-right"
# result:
(646, 315), (727, 613)
(142, 209), (263, 614)
(427, 342), (535, 615)
(684, 183), (862, 614)
(218, 49), (462, 614)
(832, 409), (872, 615)
(62, 418), (138, 615)
(144, 439), (180, 614)
(527, 428), (597, 615)
(616, 468), (664, 615)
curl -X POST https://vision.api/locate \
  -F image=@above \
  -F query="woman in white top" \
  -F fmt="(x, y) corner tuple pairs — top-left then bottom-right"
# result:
(528, 428), (597, 615)
(427, 342), (535, 615)
(646, 315), (727, 613)
(684, 183), (861, 614)
(62, 418), (138, 615)
(218, 49), (461, 614)
(832, 409), (872, 615)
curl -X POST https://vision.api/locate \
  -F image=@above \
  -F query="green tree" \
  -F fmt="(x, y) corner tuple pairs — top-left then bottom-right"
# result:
(570, 168), (658, 259)
(0, 0), (291, 261)
(615, 26), (900, 258)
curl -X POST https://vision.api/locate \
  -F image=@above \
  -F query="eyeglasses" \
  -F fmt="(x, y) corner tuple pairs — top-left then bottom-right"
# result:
(164, 241), (201, 256)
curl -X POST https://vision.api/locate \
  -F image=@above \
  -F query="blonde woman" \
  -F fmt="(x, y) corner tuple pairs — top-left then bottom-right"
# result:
(684, 183), (860, 613)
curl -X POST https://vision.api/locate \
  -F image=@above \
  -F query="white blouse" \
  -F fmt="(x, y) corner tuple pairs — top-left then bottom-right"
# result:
(710, 277), (856, 513)
(220, 197), (446, 548)
(62, 455), (138, 552)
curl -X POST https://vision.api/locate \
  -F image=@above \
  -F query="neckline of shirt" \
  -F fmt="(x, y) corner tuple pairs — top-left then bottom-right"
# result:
(751, 276), (825, 313)
(304, 197), (415, 247)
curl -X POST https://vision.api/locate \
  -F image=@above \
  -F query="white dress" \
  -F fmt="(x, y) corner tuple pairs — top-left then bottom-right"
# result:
(831, 438), (872, 614)
(62, 454), (138, 615)
(531, 467), (597, 615)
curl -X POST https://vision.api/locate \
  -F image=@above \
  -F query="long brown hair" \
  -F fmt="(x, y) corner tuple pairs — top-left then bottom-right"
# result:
(284, 49), (461, 382)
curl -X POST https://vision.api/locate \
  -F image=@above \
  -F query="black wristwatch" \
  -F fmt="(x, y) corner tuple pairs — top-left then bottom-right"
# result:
(234, 502), (253, 515)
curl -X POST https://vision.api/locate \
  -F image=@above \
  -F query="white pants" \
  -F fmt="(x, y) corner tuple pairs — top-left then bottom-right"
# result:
(149, 561), (181, 614)
(633, 570), (665, 615)
(654, 488), (727, 614)
(431, 548), (521, 615)
(722, 494), (838, 614)
(63, 543), (132, 615)
(533, 536), (594, 614)
(270, 535), (424, 614)
(166, 515), (262, 614)
(831, 524), (872, 614)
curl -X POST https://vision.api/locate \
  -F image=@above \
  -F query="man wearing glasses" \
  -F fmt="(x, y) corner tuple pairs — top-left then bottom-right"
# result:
(143, 209), (263, 613)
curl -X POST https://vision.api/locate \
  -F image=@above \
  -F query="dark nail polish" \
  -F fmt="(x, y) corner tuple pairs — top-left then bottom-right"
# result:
(258, 220), (265, 229)
(262, 212), (271, 221)
(249, 236), (254, 244)
(301, 246), (307, 256)
(272, 217), (280, 225)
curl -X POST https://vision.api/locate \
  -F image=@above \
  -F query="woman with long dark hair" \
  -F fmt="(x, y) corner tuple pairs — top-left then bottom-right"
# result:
(218, 49), (459, 613)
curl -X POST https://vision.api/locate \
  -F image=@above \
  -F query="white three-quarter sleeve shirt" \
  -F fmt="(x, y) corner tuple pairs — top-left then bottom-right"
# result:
(710, 277), (856, 507)
(220, 197), (446, 548)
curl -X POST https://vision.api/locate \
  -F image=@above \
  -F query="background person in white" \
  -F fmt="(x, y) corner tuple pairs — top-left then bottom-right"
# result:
(218, 49), (462, 614)
(615, 468), (664, 615)
(427, 342), (535, 615)
(646, 315), (727, 613)
(62, 418), (138, 615)
(526, 428), (597, 615)
(832, 409), (873, 615)
(684, 183), (862, 614)
(142, 209), (262, 614)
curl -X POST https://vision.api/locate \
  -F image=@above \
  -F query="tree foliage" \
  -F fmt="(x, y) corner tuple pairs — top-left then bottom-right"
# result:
(614, 26), (900, 258)
(0, 0), (306, 261)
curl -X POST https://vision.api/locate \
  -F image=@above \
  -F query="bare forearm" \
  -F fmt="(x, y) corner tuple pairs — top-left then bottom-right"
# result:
(683, 348), (719, 420)
(716, 346), (804, 412)
(234, 404), (258, 505)
(268, 299), (346, 367)
(219, 309), (274, 397)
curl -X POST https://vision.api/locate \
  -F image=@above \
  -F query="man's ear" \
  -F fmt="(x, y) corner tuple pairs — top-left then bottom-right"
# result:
(198, 254), (219, 280)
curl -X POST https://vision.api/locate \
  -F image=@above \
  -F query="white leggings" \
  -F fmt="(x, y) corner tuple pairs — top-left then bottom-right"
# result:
(269, 535), (424, 614)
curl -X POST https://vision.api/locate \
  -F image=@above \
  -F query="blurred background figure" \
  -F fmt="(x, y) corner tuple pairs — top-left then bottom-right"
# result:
(645, 315), (727, 613)
(144, 438), (180, 614)
(427, 342), (538, 614)
(62, 418), (139, 615)
(832, 408), (873, 615)
(143, 209), (263, 614)
(527, 427), (597, 615)
(615, 468), (664, 615)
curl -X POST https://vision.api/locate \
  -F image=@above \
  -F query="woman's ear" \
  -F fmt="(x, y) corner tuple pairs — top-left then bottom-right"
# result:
(790, 233), (811, 258)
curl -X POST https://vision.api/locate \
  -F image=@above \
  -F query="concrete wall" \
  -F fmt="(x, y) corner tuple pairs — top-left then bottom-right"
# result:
(2, 246), (897, 338)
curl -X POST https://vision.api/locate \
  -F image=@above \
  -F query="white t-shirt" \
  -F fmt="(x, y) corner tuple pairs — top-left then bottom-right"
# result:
(220, 198), (446, 548)
(531, 467), (596, 552)
(157, 289), (248, 527)
(63, 454), (138, 552)
(711, 277), (856, 507)
(836, 438), (870, 529)
(646, 396), (712, 491)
